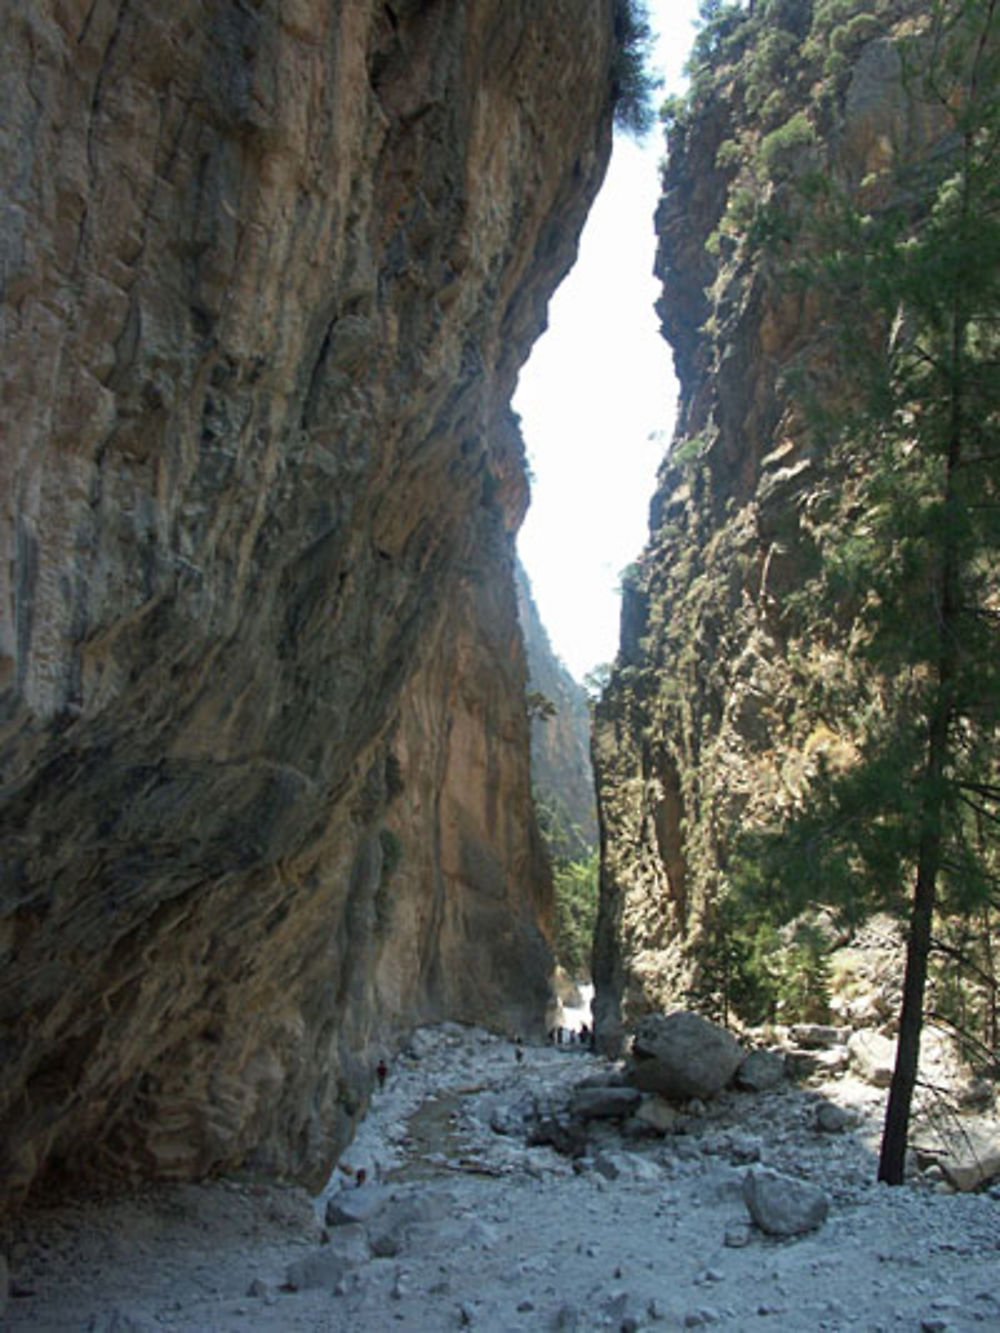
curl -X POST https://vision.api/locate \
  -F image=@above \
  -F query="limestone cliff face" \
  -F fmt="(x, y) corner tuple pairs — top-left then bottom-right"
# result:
(593, 0), (946, 1048)
(515, 561), (598, 862)
(0, 0), (615, 1207)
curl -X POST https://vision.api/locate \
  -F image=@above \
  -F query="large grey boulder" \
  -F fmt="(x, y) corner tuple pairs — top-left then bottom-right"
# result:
(629, 1011), (743, 1101)
(743, 1167), (829, 1237)
(848, 1030), (896, 1087)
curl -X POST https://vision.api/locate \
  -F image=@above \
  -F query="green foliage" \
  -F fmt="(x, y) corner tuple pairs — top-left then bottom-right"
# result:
(671, 430), (712, 469)
(552, 851), (600, 979)
(687, 0), (753, 76)
(715, 137), (742, 169)
(612, 0), (661, 138)
(756, 111), (817, 180)
(687, 897), (833, 1027)
(526, 690), (557, 723)
(583, 663), (613, 700)
(729, 0), (1000, 1181)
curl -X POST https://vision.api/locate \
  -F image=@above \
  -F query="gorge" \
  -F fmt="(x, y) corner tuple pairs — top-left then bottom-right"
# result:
(2, 0), (997, 1249)
(0, 0), (619, 1212)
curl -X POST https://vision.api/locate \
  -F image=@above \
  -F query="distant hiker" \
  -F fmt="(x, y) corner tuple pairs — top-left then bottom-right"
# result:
(355, 1167), (367, 1188)
(514, 1035), (524, 1063)
(376, 1059), (388, 1089)
(580, 1022), (589, 1045)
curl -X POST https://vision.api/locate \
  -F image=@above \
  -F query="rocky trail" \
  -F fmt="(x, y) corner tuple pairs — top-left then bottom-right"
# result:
(2, 1023), (999, 1332)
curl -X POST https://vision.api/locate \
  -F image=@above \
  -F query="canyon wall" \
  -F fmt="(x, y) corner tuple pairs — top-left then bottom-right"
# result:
(593, 0), (951, 1049)
(0, 0), (615, 1207)
(516, 560), (598, 863)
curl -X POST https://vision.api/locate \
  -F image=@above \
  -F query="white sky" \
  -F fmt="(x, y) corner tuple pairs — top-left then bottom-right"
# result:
(515, 0), (702, 683)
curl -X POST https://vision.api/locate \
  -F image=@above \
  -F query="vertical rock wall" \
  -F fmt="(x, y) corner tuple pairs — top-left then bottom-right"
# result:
(592, 0), (948, 1049)
(0, 0), (615, 1207)
(516, 561), (598, 863)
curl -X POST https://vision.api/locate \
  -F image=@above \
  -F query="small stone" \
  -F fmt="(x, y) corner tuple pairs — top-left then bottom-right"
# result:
(246, 1278), (270, 1298)
(723, 1223), (751, 1249)
(743, 1167), (829, 1237)
(517, 1299), (534, 1312)
(815, 1102), (852, 1134)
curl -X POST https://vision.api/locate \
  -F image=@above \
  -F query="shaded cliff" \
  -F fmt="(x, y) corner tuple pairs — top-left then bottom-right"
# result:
(593, 0), (961, 1047)
(515, 560), (598, 863)
(0, 0), (617, 1208)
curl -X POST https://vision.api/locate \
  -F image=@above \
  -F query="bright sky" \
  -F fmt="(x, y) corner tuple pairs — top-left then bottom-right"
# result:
(515, 0), (702, 683)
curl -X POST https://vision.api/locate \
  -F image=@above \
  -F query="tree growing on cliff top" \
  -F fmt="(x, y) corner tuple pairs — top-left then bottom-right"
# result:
(612, 0), (661, 137)
(734, 0), (1000, 1184)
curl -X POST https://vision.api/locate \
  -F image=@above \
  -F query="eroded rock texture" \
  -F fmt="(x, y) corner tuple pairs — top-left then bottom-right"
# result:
(593, 0), (949, 1049)
(0, 0), (615, 1207)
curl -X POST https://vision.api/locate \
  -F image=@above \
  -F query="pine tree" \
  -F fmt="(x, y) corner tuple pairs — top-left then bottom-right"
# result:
(735, 0), (1000, 1183)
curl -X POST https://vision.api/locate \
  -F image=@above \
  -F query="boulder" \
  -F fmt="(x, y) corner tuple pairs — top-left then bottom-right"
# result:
(324, 1183), (391, 1227)
(848, 1030), (896, 1087)
(285, 1224), (370, 1290)
(570, 1085), (642, 1120)
(632, 1095), (681, 1135)
(735, 1048), (786, 1092)
(526, 1107), (588, 1158)
(743, 1167), (830, 1237)
(785, 1046), (850, 1079)
(789, 1024), (850, 1050)
(593, 1150), (662, 1183)
(939, 1150), (1000, 1193)
(628, 1012), (743, 1101)
(366, 1191), (456, 1259)
(815, 1102), (853, 1134)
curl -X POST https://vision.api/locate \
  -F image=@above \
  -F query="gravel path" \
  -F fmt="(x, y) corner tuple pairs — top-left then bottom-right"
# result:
(2, 1023), (998, 1331)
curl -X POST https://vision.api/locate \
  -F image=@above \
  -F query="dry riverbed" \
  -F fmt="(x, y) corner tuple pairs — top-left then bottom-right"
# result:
(2, 1024), (999, 1331)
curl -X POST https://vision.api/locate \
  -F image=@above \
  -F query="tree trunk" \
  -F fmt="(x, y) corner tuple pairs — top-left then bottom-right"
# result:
(877, 112), (972, 1181)
(877, 849), (939, 1183)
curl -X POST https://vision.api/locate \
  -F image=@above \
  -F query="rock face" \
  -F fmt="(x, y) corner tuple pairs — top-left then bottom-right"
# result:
(0, 0), (617, 1208)
(628, 1011), (743, 1101)
(515, 561), (598, 861)
(592, 0), (952, 1047)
